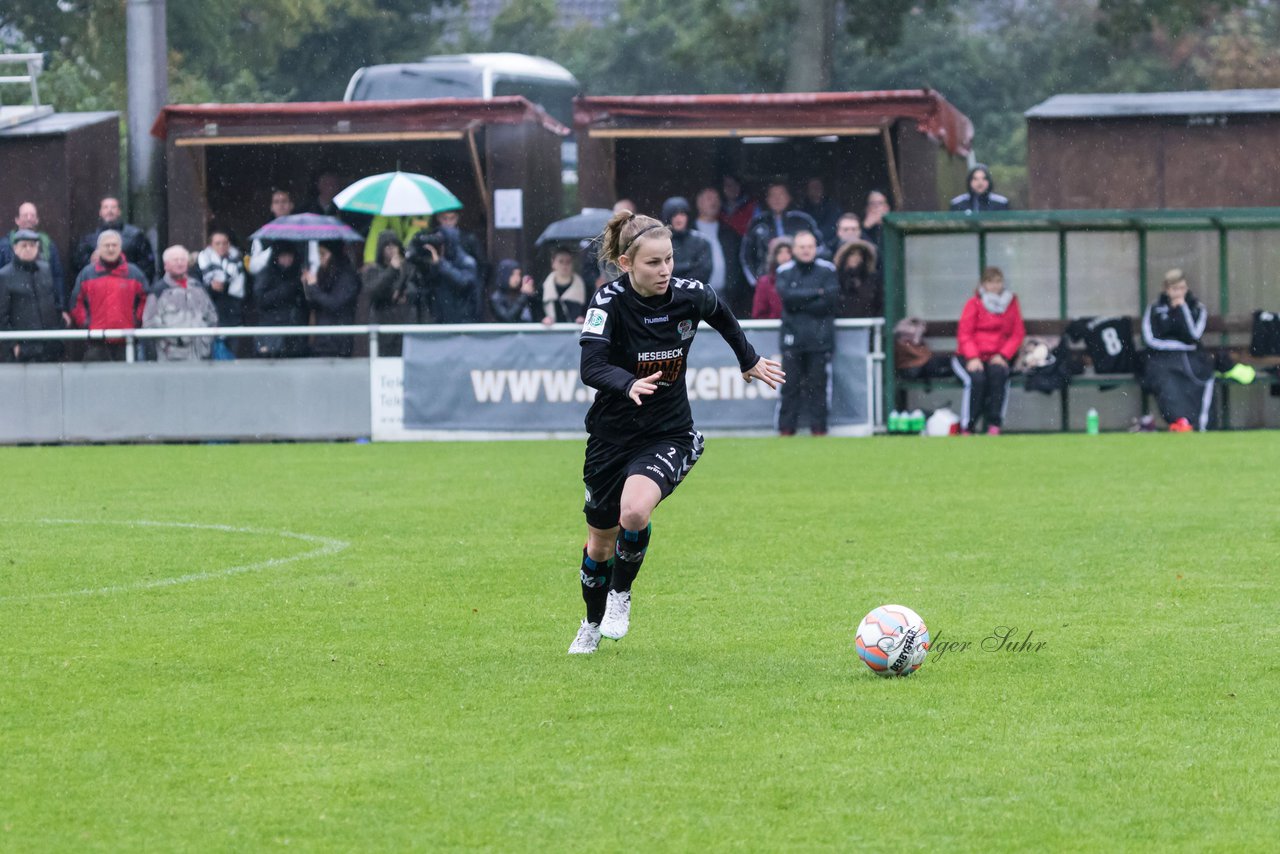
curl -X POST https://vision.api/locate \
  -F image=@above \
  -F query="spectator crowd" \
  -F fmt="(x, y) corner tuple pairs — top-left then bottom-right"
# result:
(4, 167), (1269, 433)
(0, 174), (899, 364)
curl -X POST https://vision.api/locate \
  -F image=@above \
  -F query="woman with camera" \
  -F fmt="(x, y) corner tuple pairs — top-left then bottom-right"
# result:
(407, 228), (479, 324)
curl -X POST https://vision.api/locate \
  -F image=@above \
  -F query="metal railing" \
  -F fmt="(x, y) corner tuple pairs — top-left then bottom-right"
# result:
(0, 53), (45, 109)
(0, 320), (885, 426)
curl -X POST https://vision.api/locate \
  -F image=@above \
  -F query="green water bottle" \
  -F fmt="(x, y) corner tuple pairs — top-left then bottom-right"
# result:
(1086, 407), (1100, 435)
(888, 410), (902, 433)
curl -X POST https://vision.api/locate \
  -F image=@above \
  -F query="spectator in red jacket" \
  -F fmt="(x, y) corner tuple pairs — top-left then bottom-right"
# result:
(952, 266), (1025, 434)
(751, 236), (793, 320)
(69, 230), (148, 361)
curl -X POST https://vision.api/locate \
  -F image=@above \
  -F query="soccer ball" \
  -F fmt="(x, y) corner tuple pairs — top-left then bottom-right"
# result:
(856, 604), (930, 677)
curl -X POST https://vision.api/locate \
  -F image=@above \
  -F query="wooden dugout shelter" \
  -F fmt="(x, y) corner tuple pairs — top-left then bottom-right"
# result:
(0, 110), (120, 290)
(574, 90), (974, 217)
(1027, 89), (1280, 209)
(150, 98), (570, 265)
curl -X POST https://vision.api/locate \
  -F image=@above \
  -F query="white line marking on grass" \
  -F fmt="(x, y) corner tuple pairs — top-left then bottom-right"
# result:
(0, 518), (350, 602)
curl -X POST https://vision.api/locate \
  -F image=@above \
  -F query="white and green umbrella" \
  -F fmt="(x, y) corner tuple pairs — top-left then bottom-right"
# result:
(333, 171), (463, 216)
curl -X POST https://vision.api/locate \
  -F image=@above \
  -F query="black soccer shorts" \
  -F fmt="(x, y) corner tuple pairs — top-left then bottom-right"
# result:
(582, 429), (704, 529)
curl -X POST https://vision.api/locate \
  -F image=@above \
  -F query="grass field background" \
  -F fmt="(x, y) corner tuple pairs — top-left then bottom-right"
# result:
(1, 435), (1276, 850)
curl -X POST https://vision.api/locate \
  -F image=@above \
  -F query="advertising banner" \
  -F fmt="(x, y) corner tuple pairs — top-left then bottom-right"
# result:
(372, 325), (876, 440)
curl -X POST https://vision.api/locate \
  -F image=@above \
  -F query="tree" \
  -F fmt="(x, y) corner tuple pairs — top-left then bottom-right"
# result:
(786, 0), (836, 91)
(1190, 5), (1280, 89)
(831, 0), (1206, 204)
(485, 0), (559, 57)
(0, 0), (460, 109)
(1095, 0), (1249, 43)
(480, 0), (940, 96)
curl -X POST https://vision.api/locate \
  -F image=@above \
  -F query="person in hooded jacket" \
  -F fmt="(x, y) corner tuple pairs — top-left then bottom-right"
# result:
(950, 164), (1010, 213)
(834, 238), (881, 318)
(253, 242), (308, 358)
(662, 196), (713, 285)
(775, 230), (839, 436)
(751, 236), (792, 321)
(358, 230), (419, 356)
(305, 241), (361, 357)
(490, 259), (539, 323)
(952, 266), (1025, 434)
(0, 229), (68, 362)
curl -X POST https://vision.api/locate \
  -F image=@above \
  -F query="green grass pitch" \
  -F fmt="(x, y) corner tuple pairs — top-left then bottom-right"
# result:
(1, 434), (1276, 850)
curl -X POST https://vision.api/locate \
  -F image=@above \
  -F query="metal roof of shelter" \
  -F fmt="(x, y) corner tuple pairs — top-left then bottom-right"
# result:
(884, 207), (1280, 233)
(0, 110), (117, 137)
(574, 89), (973, 156)
(151, 97), (570, 145)
(1026, 89), (1280, 119)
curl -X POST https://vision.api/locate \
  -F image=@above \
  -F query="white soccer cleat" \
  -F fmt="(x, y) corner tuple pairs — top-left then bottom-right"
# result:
(599, 590), (631, 640)
(568, 619), (602, 654)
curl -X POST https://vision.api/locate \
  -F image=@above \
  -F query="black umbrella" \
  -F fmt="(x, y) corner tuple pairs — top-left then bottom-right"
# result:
(250, 213), (363, 243)
(534, 208), (614, 247)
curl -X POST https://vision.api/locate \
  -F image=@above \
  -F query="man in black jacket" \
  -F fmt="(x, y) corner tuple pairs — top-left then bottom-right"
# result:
(950, 164), (1010, 213)
(775, 230), (839, 436)
(800, 177), (841, 247)
(740, 181), (821, 287)
(0, 229), (68, 361)
(662, 196), (713, 286)
(73, 197), (157, 281)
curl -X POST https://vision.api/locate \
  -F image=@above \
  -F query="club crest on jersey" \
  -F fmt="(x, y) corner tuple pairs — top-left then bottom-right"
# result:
(678, 319), (694, 339)
(583, 308), (607, 333)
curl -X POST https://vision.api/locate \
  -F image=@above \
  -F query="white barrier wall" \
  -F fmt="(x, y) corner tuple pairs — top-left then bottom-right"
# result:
(0, 361), (371, 443)
(0, 321), (885, 444)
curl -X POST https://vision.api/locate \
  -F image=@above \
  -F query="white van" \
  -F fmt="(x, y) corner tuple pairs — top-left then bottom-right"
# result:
(343, 52), (580, 130)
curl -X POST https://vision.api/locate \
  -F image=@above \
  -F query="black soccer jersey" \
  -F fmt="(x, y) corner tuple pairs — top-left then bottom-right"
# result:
(1082, 315), (1137, 374)
(579, 274), (759, 444)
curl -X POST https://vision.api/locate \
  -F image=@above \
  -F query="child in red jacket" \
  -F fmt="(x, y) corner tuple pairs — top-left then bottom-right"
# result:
(952, 266), (1025, 434)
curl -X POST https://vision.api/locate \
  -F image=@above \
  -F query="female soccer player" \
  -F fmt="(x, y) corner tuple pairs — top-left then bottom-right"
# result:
(568, 211), (785, 654)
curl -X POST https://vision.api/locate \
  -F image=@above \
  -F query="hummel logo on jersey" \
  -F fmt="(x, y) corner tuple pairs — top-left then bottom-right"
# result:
(644, 315), (669, 324)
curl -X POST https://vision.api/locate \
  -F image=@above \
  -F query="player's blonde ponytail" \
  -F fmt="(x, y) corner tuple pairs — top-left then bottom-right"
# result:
(599, 211), (669, 268)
